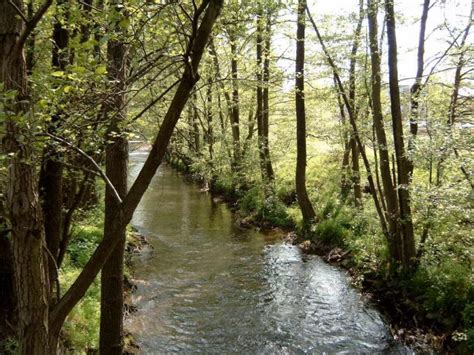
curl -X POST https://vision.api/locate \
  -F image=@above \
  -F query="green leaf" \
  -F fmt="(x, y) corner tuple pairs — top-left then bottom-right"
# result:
(95, 66), (107, 75)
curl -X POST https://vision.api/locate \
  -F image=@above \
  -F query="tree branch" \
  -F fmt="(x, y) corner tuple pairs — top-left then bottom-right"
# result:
(7, 0), (28, 23)
(42, 133), (123, 205)
(16, 0), (53, 52)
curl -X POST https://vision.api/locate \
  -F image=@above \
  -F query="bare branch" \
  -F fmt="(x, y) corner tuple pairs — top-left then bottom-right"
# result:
(41, 133), (123, 205)
(7, 0), (28, 23)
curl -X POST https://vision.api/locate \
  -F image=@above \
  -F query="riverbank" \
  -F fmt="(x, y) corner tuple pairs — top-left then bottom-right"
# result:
(166, 156), (472, 354)
(55, 201), (150, 353)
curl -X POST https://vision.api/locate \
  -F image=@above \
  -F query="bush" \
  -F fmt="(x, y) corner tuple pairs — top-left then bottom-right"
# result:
(406, 262), (473, 330)
(239, 186), (263, 214)
(259, 195), (294, 228)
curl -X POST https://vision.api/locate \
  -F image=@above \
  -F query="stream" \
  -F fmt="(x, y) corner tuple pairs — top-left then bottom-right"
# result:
(126, 151), (408, 354)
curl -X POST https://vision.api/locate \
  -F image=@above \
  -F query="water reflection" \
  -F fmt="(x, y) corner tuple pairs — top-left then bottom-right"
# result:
(126, 152), (407, 354)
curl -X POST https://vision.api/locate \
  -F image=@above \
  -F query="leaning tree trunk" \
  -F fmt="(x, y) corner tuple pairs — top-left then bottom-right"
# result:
(0, 1), (51, 352)
(295, 0), (316, 224)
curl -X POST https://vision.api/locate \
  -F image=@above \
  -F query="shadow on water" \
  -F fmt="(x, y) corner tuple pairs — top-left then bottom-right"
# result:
(126, 152), (409, 354)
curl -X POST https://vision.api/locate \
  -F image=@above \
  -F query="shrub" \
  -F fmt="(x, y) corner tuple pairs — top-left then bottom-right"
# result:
(407, 262), (473, 330)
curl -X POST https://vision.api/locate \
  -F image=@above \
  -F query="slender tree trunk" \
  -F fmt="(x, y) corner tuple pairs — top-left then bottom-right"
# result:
(229, 34), (241, 169)
(447, 8), (472, 127)
(262, 11), (275, 182)
(39, 0), (69, 293)
(25, 0), (35, 74)
(295, 0), (316, 224)
(99, 2), (129, 352)
(206, 77), (214, 163)
(306, 3), (389, 240)
(408, 0), (430, 179)
(368, 0), (402, 264)
(336, 81), (352, 199)
(1, 1), (51, 352)
(348, 0), (364, 207)
(385, 0), (417, 267)
(256, 5), (267, 184)
(192, 94), (201, 153)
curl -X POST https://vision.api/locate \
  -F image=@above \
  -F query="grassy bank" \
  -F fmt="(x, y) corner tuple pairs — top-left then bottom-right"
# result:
(58, 203), (146, 353)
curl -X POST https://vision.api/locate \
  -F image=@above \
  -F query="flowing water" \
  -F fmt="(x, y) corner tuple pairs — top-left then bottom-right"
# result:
(126, 152), (408, 354)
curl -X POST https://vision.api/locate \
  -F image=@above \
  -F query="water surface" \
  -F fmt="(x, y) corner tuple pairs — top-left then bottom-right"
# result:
(126, 152), (406, 354)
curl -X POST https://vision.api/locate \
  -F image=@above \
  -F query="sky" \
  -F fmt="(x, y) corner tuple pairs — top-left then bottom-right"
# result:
(273, 0), (473, 88)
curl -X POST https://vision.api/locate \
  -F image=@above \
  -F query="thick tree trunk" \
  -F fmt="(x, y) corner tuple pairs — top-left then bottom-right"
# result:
(385, 0), (417, 267)
(1, 1), (51, 352)
(295, 0), (316, 224)
(99, 3), (129, 352)
(0, 225), (16, 341)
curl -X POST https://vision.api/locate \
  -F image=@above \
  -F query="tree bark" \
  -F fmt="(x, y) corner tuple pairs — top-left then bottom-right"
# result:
(39, 0), (69, 294)
(262, 11), (275, 182)
(295, 0), (316, 224)
(385, 0), (417, 267)
(229, 34), (241, 169)
(347, 0), (364, 207)
(368, 0), (402, 264)
(99, 2), (129, 352)
(306, 2), (389, 240)
(1, 1), (52, 352)
(256, 5), (267, 184)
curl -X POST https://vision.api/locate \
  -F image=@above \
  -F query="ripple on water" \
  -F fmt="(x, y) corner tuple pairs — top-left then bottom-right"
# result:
(125, 161), (409, 354)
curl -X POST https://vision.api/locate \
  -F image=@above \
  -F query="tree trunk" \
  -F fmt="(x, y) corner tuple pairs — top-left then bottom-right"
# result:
(347, 0), (364, 207)
(306, 2), (389, 241)
(368, 0), (402, 264)
(295, 0), (316, 224)
(99, 2), (129, 352)
(409, 0), (430, 140)
(1, 1), (51, 352)
(385, 0), (417, 267)
(229, 34), (241, 169)
(39, 0), (69, 294)
(262, 11), (275, 182)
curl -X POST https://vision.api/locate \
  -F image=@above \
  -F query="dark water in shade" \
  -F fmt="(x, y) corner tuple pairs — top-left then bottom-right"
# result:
(126, 152), (409, 354)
